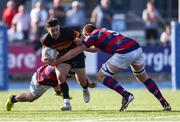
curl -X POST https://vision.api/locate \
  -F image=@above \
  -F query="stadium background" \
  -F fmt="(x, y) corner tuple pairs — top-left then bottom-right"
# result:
(0, 0), (178, 89)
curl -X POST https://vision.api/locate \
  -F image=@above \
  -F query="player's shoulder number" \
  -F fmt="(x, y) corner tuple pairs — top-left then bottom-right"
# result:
(107, 30), (120, 36)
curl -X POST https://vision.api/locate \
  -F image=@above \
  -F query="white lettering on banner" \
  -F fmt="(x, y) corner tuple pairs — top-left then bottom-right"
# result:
(24, 54), (36, 68)
(143, 48), (171, 71)
(8, 53), (36, 69)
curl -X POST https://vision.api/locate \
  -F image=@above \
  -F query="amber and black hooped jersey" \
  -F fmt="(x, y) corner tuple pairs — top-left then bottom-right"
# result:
(36, 65), (58, 87)
(40, 27), (80, 55)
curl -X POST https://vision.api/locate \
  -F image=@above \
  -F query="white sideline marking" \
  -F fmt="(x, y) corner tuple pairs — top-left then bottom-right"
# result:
(1, 115), (180, 121)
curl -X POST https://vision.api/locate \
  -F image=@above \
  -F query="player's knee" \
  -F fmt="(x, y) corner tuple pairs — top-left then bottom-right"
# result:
(29, 99), (35, 102)
(28, 93), (39, 102)
(57, 76), (67, 84)
(132, 66), (145, 76)
(100, 63), (114, 77)
(56, 72), (67, 83)
(133, 67), (150, 82)
(28, 96), (36, 102)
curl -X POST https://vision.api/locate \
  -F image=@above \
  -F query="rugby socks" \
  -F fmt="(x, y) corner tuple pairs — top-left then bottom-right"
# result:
(102, 76), (129, 97)
(60, 82), (70, 99)
(11, 95), (17, 103)
(143, 78), (168, 106)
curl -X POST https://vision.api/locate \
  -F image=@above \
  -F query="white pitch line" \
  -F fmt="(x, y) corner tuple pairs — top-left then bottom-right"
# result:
(0, 115), (180, 122)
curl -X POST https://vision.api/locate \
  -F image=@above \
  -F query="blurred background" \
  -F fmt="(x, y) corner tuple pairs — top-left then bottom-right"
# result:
(0, 0), (178, 90)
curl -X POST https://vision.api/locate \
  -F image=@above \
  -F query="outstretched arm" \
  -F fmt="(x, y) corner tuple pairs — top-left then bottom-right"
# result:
(52, 45), (87, 65)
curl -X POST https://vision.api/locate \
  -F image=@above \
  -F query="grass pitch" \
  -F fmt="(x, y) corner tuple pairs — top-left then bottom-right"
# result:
(0, 88), (180, 122)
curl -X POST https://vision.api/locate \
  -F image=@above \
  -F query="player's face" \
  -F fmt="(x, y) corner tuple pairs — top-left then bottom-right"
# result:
(47, 25), (60, 39)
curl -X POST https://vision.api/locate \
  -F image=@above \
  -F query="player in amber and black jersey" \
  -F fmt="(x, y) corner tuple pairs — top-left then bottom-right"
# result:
(41, 18), (96, 111)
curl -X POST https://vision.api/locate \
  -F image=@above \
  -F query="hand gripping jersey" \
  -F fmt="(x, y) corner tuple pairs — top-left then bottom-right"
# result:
(83, 29), (141, 55)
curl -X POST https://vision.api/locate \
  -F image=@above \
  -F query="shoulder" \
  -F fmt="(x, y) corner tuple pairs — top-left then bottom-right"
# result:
(41, 33), (51, 45)
(41, 33), (50, 41)
(60, 27), (78, 38)
(91, 29), (100, 35)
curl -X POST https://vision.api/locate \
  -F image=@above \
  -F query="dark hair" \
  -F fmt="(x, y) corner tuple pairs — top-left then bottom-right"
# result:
(83, 24), (97, 34)
(46, 18), (59, 28)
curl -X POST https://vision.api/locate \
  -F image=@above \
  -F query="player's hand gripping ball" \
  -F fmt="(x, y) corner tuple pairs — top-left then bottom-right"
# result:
(42, 47), (59, 61)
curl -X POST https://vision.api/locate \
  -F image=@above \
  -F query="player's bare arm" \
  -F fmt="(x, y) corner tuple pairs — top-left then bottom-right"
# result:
(51, 45), (86, 66)
(85, 46), (99, 52)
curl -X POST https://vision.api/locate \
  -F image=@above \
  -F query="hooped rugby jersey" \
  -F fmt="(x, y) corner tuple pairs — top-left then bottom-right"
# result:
(36, 65), (58, 87)
(41, 28), (80, 55)
(83, 29), (140, 54)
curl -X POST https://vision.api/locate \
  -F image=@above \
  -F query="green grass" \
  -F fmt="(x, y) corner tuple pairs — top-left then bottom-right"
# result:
(0, 88), (180, 121)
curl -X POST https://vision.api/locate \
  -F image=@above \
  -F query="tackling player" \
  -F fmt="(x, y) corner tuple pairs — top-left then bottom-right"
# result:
(41, 18), (96, 110)
(5, 64), (94, 111)
(51, 24), (171, 111)
(6, 64), (67, 111)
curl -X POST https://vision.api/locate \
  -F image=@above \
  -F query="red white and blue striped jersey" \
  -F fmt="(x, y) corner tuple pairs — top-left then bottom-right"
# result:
(82, 29), (140, 54)
(36, 65), (58, 87)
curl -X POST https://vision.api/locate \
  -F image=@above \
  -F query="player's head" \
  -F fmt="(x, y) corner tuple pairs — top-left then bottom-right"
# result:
(82, 24), (97, 37)
(46, 18), (60, 39)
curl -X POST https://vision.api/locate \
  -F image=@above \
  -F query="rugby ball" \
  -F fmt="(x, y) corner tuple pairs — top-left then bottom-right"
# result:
(42, 47), (59, 60)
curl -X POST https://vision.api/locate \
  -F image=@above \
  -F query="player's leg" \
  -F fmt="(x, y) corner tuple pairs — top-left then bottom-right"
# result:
(97, 61), (134, 111)
(6, 92), (38, 111)
(55, 63), (72, 111)
(72, 69), (96, 88)
(131, 64), (171, 111)
(69, 53), (96, 103)
(130, 48), (171, 111)
(6, 74), (50, 111)
(74, 68), (91, 103)
(86, 75), (97, 88)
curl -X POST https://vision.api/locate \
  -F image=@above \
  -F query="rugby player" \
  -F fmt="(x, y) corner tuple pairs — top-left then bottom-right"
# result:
(41, 18), (96, 110)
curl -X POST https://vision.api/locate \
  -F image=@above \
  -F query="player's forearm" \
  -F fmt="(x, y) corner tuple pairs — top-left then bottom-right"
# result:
(52, 46), (85, 66)
(58, 48), (83, 63)
(85, 46), (99, 52)
(57, 51), (77, 63)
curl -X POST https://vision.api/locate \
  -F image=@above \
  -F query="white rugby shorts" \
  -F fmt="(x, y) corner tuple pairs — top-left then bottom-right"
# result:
(107, 48), (144, 69)
(29, 73), (51, 97)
